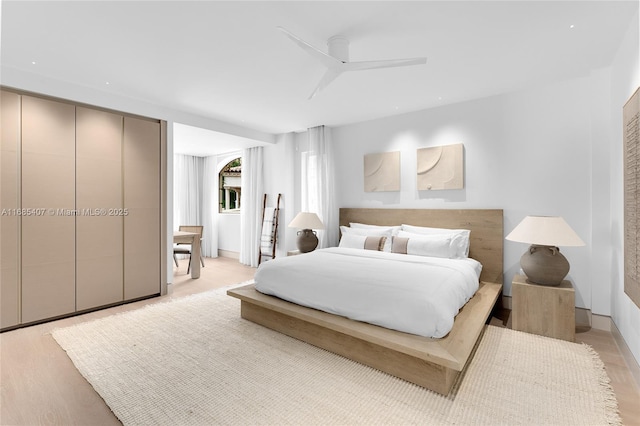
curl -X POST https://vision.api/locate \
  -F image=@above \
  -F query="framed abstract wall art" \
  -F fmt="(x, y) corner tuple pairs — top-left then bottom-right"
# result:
(416, 143), (464, 190)
(364, 151), (400, 192)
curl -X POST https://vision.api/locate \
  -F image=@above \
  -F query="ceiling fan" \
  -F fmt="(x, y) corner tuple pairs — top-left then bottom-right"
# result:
(277, 27), (427, 99)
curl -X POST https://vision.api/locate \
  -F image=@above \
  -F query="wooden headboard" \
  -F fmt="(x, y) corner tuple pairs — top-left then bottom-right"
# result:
(339, 208), (504, 284)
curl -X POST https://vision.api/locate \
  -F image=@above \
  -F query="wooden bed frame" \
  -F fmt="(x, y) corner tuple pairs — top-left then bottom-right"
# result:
(228, 208), (503, 395)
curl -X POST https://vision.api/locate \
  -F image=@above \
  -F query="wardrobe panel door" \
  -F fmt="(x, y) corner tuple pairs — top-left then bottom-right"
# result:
(76, 107), (124, 311)
(1, 91), (21, 328)
(123, 117), (160, 300)
(21, 96), (75, 323)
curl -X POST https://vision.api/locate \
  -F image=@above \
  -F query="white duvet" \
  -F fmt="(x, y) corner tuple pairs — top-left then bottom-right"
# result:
(254, 247), (482, 338)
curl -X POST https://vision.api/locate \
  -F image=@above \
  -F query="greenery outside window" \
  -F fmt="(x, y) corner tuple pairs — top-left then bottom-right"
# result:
(219, 157), (241, 213)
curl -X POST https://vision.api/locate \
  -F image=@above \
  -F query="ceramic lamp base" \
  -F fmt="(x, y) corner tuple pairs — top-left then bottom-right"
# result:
(297, 229), (318, 253)
(520, 244), (570, 286)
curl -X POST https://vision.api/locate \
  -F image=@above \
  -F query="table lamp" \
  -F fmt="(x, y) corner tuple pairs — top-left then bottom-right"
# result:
(505, 216), (585, 286)
(289, 212), (324, 253)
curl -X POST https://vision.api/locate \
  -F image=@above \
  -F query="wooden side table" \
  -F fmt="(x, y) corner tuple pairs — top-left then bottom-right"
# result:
(511, 274), (575, 342)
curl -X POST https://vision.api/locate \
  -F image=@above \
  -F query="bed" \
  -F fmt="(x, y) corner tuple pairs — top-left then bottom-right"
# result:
(228, 208), (503, 395)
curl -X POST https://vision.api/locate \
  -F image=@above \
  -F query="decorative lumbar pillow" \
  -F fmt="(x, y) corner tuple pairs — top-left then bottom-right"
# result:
(339, 233), (387, 251)
(392, 233), (454, 258)
(363, 236), (387, 251)
(390, 236), (410, 254)
(340, 226), (393, 252)
(400, 224), (470, 258)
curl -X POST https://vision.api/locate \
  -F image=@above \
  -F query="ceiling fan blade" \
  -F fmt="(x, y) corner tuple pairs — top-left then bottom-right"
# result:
(308, 69), (342, 100)
(277, 26), (342, 70)
(345, 57), (427, 72)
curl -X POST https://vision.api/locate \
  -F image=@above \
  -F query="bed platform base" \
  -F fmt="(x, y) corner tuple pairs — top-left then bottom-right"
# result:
(229, 208), (504, 395)
(228, 280), (502, 395)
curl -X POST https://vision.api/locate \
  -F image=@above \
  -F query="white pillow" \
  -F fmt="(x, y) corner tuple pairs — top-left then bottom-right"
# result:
(340, 226), (393, 252)
(349, 222), (401, 237)
(394, 231), (455, 258)
(339, 233), (387, 251)
(400, 224), (470, 258)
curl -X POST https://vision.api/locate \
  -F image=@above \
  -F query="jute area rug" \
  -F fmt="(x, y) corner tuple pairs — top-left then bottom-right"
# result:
(52, 286), (621, 426)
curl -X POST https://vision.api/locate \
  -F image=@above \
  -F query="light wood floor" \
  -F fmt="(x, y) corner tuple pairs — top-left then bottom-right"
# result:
(0, 256), (255, 426)
(1, 258), (639, 425)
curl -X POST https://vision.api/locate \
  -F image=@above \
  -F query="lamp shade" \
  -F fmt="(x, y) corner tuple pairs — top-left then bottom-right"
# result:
(288, 212), (324, 230)
(505, 216), (585, 247)
(506, 216), (584, 286)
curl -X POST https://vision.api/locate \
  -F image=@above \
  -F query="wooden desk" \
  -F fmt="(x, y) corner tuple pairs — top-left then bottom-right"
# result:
(173, 231), (201, 279)
(512, 274), (575, 341)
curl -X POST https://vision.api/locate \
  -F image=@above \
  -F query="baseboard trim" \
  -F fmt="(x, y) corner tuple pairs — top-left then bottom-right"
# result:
(611, 321), (640, 391)
(590, 312), (611, 331)
(218, 249), (239, 260)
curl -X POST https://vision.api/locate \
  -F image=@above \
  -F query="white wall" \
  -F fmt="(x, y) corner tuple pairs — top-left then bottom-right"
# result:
(609, 9), (640, 367)
(218, 213), (241, 253)
(262, 133), (299, 258)
(331, 75), (600, 309)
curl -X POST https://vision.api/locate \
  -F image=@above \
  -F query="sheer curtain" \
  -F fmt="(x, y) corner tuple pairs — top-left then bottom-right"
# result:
(173, 154), (202, 230)
(173, 154), (218, 258)
(201, 156), (218, 257)
(302, 126), (338, 248)
(239, 146), (264, 267)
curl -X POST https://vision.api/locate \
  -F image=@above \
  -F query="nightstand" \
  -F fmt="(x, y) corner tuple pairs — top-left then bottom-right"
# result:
(511, 274), (575, 342)
(287, 250), (301, 256)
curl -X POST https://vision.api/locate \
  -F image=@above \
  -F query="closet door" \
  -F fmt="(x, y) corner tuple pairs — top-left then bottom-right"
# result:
(1, 91), (21, 328)
(123, 116), (160, 299)
(76, 107), (124, 310)
(21, 96), (76, 323)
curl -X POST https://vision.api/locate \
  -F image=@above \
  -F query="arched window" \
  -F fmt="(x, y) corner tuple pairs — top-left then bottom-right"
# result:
(219, 157), (241, 213)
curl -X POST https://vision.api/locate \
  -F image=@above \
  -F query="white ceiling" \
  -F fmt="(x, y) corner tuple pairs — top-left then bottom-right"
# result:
(2, 1), (638, 154)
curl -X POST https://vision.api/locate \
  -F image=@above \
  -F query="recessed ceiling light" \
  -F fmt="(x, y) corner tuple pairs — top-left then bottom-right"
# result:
(105, 81), (110, 85)
(394, 106), (399, 110)
(31, 61), (36, 65)
(570, 24), (575, 29)
(438, 96), (443, 100)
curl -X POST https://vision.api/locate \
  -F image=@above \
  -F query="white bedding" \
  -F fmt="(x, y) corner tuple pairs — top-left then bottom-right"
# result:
(254, 247), (482, 338)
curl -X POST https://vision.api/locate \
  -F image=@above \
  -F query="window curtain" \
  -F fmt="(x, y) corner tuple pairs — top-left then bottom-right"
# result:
(173, 154), (203, 231)
(239, 146), (264, 267)
(174, 154), (218, 258)
(201, 156), (218, 258)
(301, 125), (338, 248)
